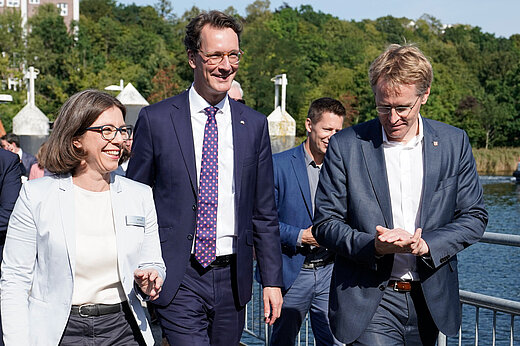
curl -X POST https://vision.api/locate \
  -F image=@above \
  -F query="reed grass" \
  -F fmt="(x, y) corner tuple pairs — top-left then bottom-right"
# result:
(473, 147), (520, 175)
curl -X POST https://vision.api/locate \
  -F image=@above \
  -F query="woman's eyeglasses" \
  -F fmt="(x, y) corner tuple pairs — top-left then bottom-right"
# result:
(85, 125), (133, 141)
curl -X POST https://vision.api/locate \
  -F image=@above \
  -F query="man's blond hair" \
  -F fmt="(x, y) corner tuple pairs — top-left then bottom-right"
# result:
(369, 44), (433, 96)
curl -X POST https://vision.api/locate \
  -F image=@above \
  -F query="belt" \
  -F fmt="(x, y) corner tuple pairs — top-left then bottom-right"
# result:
(209, 254), (235, 268)
(388, 280), (420, 292)
(302, 258), (334, 269)
(71, 302), (123, 317)
(192, 254), (235, 268)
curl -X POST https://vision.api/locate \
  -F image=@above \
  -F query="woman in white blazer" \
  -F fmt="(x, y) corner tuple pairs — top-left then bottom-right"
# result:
(1, 90), (166, 346)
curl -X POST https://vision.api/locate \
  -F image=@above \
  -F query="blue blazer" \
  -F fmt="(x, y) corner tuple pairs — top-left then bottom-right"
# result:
(127, 90), (283, 307)
(313, 118), (488, 343)
(272, 143), (313, 292)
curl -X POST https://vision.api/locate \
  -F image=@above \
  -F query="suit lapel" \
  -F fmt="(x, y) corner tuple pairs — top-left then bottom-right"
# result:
(58, 175), (76, 274)
(292, 144), (313, 219)
(170, 90), (198, 194)
(109, 174), (126, 269)
(420, 119), (441, 228)
(360, 120), (393, 228)
(231, 100), (246, 204)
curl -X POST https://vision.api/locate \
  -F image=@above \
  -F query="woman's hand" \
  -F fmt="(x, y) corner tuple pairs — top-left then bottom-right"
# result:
(134, 268), (163, 301)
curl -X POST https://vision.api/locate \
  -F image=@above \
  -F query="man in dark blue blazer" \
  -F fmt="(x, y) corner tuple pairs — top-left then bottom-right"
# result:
(0, 147), (23, 346)
(269, 98), (344, 346)
(1, 134), (37, 178)
(313, 44), (488, 345)
(127, 10), (283, 345)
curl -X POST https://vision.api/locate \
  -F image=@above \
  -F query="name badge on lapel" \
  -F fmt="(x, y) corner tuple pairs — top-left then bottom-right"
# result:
(126, 215), (145, 227)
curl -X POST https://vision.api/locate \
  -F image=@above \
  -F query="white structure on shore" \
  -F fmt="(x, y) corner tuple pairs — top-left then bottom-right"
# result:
(116, 82), (149, 127)
(12, 66), (49, 136)
(12, 66), (49, 154)
(267, 74), (296, 153)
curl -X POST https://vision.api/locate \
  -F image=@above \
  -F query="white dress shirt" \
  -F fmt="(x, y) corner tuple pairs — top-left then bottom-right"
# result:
(189, 86), (236, 256)
(382, 116), (424, 281)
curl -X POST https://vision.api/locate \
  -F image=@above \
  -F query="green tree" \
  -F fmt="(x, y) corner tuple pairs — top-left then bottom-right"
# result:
(0, 1), (518, 146)
(80, 0), (117, 21)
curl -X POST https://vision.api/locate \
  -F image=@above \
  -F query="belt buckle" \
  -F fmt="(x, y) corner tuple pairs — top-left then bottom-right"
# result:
(78, 304), (96, 317)
(210, 255), (231, 268)
(391, 281), (412, 292)
(303, 262), (315, 269)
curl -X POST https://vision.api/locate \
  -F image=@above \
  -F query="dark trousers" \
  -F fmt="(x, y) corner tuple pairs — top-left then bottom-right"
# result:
(350, 284), (438, 346)
(59, 301), (146, 346)
(154, 257), (245, 346)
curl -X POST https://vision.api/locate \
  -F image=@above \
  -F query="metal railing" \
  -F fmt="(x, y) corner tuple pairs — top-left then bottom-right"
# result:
(438, 232), (520, 346)
(244, 232), (520, 346)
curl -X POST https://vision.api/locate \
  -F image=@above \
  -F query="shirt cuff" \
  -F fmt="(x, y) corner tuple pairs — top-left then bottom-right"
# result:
(296, 229), (305, 247)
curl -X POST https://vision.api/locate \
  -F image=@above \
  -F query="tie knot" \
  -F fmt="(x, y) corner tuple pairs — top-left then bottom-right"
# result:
(204, 106), (218, 118)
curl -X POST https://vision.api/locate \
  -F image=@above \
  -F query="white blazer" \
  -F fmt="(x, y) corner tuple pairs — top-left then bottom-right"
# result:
(1, 173), (166, 346)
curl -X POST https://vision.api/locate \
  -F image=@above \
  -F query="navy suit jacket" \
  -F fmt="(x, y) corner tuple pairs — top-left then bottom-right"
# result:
(0, 148), (22, 244)
(272, 143), (313, 292)
(313, 117), (488, 343)
(127, 90), (283, 307)
(21, 151), (37, 178)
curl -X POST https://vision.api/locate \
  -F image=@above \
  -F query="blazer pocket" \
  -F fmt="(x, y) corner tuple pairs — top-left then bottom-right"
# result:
(435, 175), (457, 192)
(125, 216), (145, 240)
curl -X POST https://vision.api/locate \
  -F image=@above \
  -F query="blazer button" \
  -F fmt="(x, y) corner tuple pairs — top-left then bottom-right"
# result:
(379, 285), (385, 291)
(192, 204), (196, 211)
(187, 234), (193, 240)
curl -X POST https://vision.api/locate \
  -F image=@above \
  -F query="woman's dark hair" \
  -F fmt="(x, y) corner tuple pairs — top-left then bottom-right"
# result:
(40, 89), (127, 174)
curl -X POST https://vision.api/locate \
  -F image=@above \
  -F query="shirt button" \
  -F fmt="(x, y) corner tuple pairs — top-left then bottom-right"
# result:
(379, 285), (385, 291)
(187, 234), (193, 240)
(192, 204), (196, 211)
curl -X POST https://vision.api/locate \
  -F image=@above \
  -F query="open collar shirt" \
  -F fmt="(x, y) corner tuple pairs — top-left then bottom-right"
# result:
(382, 115), (424, 281)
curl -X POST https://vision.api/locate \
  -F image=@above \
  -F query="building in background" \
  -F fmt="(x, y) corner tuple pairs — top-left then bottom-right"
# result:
(0, 0), (79, 29)
(0, 0), (79, 91)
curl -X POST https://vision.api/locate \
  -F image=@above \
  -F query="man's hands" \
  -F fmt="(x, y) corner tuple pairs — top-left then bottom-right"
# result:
(375, 226), (429, 256)
(263, 287), (283, 325)
(134, 268), (163, 301)
(301, 226), (319, 247)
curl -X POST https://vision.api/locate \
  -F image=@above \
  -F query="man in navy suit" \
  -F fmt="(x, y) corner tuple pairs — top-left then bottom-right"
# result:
(313, 44), (488, 345)
(0, 147), (23, 346)
(127, 10), (283, 345)
(269, 98), (344, 346)
(1, 133), (37, 178)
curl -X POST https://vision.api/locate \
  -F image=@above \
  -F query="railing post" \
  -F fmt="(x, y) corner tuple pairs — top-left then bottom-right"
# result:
(474, 307), (479, 346)
(492, 311), (496, 346)
(437, 332), (447, 346)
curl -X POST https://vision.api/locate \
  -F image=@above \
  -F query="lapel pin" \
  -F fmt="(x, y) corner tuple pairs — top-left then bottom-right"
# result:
(240, 120), (245, 125)
(433, 141), (438, 146)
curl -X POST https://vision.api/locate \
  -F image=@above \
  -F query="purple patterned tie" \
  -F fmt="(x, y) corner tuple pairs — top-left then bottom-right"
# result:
(195, 106), (219, 268)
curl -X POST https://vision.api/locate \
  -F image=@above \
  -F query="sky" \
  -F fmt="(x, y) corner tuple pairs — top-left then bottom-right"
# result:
(115, 0), (520, 38)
